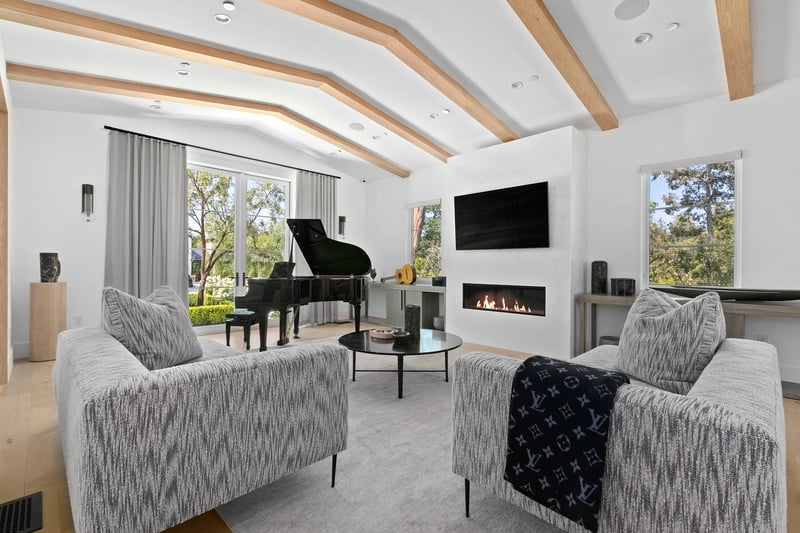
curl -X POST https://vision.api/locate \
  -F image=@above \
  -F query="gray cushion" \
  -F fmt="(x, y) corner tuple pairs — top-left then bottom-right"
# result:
(102, 285), (202, 370)
(617, 288), (726, 394)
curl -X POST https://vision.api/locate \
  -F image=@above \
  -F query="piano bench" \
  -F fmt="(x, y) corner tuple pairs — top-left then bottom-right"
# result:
(225, 311), (267, 352)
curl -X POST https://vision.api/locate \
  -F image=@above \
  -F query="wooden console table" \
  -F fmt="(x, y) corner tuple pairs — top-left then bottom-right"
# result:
(576, 292), (800, 354)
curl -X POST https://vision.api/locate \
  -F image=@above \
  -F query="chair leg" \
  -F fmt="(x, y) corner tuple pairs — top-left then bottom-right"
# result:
(331, 454), (337, 488)
(465, 478), (470, 518)
(225, 322), (231, 346)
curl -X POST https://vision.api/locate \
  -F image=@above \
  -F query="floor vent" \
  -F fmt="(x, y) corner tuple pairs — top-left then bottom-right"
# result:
(0, 492), (43, 533)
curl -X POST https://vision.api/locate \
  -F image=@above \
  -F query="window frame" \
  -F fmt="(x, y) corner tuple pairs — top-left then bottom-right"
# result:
(640, 152), (742, 288)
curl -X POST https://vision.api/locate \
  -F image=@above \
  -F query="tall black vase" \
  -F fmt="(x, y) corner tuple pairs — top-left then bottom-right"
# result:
(591, 261), (607, 294)
(404, 304), (420, 340)
(40, 252), (61, 282)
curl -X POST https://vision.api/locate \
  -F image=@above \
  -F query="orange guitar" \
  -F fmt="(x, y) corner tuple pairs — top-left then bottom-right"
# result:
(380, 264), (417, 285)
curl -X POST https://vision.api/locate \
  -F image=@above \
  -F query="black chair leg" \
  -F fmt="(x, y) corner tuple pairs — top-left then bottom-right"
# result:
(465, 478), (470, 518)
(331, 454), (337, 488)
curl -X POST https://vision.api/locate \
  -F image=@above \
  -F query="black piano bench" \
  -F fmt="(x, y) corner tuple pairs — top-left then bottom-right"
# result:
(225, 311), (267, 352)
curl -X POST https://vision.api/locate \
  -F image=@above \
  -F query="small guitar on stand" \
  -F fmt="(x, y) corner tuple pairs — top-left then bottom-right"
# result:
(381, 264), (417, 285)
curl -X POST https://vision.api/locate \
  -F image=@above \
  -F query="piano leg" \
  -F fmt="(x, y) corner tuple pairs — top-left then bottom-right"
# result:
(353, 303), (362, 332)
(258, 314), (267, 352)
(277, 308), (288, 346)
(293, 306), (301, 338)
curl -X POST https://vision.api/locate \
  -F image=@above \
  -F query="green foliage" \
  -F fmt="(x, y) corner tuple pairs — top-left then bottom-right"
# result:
(649, 162), (735, 286)
(188, 168), (287, 304)
(188, 304), (234, 326)
(412, 203), (442, 277)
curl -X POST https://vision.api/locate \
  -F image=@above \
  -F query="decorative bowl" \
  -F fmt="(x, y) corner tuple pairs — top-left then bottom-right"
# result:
(392, 330), (411, 343)
(370, 328), (395, 340)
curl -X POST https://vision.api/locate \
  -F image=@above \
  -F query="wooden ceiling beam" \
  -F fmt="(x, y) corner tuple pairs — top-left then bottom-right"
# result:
(258, 0), (519, 142)
(0, 0), (449, 162)
(506, 0), (618, 131)
(714, 0), (753, 100)
(6, 63), (409, 177)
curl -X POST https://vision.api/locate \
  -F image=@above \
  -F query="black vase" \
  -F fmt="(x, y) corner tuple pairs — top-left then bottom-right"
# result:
(40, 252), (61, 283)
(404, 304), (420, 340)
(591, 261), (608, 294)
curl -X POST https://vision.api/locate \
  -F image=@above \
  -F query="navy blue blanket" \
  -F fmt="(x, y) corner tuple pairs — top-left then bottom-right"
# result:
(504, 356), (629, 532)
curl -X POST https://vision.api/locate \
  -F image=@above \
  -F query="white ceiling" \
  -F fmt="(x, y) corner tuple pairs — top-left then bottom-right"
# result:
(1, 0), (798, 181)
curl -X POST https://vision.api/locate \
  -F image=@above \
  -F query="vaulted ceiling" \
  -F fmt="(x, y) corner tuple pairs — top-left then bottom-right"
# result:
(0, 0), (795, 180)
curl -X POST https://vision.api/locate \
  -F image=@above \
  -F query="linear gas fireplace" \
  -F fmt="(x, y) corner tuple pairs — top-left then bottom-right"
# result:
(463, 283), (545, 316)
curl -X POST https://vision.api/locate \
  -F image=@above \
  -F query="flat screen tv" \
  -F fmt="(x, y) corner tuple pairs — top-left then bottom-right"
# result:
(454, 181), (549, 250)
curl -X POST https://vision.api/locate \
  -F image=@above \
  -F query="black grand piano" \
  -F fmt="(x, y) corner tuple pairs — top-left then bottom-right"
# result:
(235, 218), (371, 347)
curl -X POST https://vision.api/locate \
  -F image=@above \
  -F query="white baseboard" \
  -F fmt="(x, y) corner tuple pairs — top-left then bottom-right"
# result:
(13, 342), (29, 359)
(780, 364), (800, 384)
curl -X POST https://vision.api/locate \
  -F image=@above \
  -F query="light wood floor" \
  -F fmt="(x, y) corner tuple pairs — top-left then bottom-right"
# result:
(1, 323), (798, 532)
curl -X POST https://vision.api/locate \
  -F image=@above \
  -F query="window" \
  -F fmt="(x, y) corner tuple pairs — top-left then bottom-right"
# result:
(410, 202), (441, 277)
(646, 155), (738, 287)
(187, 164), (289, 325)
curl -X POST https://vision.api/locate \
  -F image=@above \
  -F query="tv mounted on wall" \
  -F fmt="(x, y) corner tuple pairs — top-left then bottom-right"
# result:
(454, 181), (549, 250)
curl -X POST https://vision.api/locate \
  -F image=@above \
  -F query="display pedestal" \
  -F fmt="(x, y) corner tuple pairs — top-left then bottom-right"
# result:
(30, 282), (67, 362)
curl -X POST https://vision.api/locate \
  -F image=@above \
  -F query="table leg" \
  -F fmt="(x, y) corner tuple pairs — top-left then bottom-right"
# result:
(445, 351), (449, 382)
(398, 355), (404, 399)
(590, 303), (597, 349)
(353, 303), (361, 332)
(352, 351), (356, 382)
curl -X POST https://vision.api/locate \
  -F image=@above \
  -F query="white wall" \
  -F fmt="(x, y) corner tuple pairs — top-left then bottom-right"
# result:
(1, 40), (12, 382)
(365, 127), (586, 358)
(9, 107), (366, 356)
(585, 76), (800, 381)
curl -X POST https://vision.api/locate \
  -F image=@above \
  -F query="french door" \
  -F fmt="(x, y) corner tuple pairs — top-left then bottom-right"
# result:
(187, 164), (289, 323)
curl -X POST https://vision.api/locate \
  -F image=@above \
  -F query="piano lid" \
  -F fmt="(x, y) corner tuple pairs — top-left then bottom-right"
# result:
(287, 218), (372, 277)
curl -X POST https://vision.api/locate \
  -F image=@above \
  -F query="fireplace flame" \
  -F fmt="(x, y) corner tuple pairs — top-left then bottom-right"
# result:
(475, 294), (532, 313)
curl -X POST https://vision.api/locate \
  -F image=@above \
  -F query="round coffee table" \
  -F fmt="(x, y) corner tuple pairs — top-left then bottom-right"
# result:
(338, 329), (463, 399)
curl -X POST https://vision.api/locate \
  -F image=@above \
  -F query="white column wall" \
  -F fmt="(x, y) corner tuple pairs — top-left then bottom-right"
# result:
(365, 127), (584, 358)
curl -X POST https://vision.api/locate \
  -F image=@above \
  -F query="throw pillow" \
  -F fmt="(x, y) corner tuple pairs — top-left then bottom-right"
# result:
(617, 288), (726, 394)
(102, 285), (202, 370)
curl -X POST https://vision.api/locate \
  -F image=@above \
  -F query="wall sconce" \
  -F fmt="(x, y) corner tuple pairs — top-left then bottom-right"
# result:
(81, 184), (95, 222)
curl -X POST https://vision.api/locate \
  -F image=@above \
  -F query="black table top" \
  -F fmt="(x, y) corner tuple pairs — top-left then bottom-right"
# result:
(338, 329), (463, 356)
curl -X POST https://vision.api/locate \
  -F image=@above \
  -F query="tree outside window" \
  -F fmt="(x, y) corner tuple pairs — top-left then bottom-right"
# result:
(411, 203), (441, 277)
(648, 160), (735, 286)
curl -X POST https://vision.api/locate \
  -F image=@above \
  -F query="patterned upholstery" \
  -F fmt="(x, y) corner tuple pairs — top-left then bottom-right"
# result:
(617, 288), (726, 393)
(54, 327), (349, 533)
(101, 286), (203, 369)
(452, 339), (786, 533)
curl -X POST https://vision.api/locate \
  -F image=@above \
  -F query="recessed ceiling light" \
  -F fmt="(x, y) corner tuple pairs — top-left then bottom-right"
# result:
(511, 81), (524, 89)
(529, 74), (540, 82)
(614, 0), (650, 21)
(666, 22), (680, 32)
(214, 13), (232, 24)
(329, 152), (338, 157)
(176, 69), (191, 76)
(149, 100), (162, 109)
(634, 32), (652, 44)
(372, 135), (381, 141)
(382, 132), (388, 136)
(429, 113), (439, 119)
(441, 108), (451, 114)
(179, 62), (191, 70)
(348, 122), (365, 131)
(222, 0), (236, 11)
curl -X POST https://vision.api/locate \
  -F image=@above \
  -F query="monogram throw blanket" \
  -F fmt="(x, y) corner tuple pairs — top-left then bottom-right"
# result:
(504, 356), (629, 532)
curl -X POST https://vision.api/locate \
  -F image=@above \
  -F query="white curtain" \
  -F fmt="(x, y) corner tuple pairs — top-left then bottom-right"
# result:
(295, 170), (338, 324)
(104, 131), (188, 301)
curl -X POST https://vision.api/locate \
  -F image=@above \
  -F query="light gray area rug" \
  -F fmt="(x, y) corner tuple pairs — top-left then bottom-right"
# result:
(218, 347), (565, 533)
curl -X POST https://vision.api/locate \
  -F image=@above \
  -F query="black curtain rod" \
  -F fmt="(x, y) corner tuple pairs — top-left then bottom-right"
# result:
(103, 125), (341, 179)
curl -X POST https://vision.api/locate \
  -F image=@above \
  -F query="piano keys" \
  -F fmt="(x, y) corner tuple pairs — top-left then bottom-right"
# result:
(234, 218), (371, 347)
